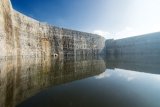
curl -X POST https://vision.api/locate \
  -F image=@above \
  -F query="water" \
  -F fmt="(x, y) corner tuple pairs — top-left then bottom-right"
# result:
(0, 55), (160, 107)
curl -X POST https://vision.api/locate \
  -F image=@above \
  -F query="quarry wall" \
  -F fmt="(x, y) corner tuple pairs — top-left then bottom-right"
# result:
(0, 0), (105, 59)
(105, 32), (160, 56)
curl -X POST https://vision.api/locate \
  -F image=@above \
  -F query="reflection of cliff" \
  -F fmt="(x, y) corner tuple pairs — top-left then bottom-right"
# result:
(104, 55), (160, 74)
(104, 32), (160, 74)
(0, 56), (106, 107)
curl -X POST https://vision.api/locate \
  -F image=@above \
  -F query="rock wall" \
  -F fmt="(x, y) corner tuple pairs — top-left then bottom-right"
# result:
(105, 32), (160, 56)
(0, 0), (105, 59)
(0, 0), (15, 59)
(13, 11), (64, 58)
(62, 28), (105, 56)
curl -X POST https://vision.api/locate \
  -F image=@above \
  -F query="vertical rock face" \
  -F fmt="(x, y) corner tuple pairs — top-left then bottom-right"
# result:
(0, 0), (14, 59)
(0, 0), (106, 59)
(62, 28), (106, 56)
(105, 32), (160, 56)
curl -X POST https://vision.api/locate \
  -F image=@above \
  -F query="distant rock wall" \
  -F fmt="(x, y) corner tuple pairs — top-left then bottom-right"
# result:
(0, 0), (106, 59)
(105, 32), (160, 56)
(62, 28), (105, 56)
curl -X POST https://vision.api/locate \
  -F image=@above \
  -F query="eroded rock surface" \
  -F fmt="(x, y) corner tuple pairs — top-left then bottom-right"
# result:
(0, 0), (106, 60)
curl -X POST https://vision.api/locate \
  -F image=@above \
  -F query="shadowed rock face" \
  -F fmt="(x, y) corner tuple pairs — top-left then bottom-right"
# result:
(0, 0), (106, 59)
(104, 32), (160, 74)
(0, 56), (106, 107)
(105, 32), (160, 56)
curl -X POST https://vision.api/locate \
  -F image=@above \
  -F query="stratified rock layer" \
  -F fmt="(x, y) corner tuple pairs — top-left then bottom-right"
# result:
(0, 0), (106, 59)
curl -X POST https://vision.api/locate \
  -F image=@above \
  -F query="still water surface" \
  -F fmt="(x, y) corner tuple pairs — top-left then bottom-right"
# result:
(0, 55), (160, 107)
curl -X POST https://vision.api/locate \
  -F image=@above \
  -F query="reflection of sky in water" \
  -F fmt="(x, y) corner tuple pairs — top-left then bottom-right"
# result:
(95, 68), (160, 107)
(96, 68), (160, 82)
(12, 55), (160, 107)
(18, 67), (160, 107)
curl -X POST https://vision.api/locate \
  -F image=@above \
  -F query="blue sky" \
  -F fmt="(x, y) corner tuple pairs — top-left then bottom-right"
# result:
(11, 0), (160, 39)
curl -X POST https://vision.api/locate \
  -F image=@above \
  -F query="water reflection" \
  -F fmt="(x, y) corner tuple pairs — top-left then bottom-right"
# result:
(17, 65), (160, 107)
(0, 56), (106, 107)
(1, 54), (160, 107)
(104, 55), (160, 74)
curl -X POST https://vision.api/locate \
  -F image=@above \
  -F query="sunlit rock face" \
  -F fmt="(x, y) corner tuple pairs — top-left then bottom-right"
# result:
(0, 0), (14, 59)
(0, 0), (106, 59)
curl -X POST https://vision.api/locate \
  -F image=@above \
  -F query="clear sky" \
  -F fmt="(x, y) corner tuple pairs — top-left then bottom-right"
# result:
(11, 0), (160, 39)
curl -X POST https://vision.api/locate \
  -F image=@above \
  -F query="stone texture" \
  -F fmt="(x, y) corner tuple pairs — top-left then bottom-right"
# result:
(0, 0), (106, 59)
(105, 32), (160, 56)
(0, 0), (14, 59)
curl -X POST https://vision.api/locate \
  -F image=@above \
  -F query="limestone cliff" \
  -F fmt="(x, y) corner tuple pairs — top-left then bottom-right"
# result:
(105, 32), (160, 56)
(0, 0), (106, 59)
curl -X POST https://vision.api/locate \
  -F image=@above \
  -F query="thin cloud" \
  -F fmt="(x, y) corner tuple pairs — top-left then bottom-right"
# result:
(114, 27), (139, 39)
(93, 30), (111, 39)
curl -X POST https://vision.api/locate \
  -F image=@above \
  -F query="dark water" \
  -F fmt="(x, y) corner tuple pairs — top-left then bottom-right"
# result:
(0, 55), (160, 107)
